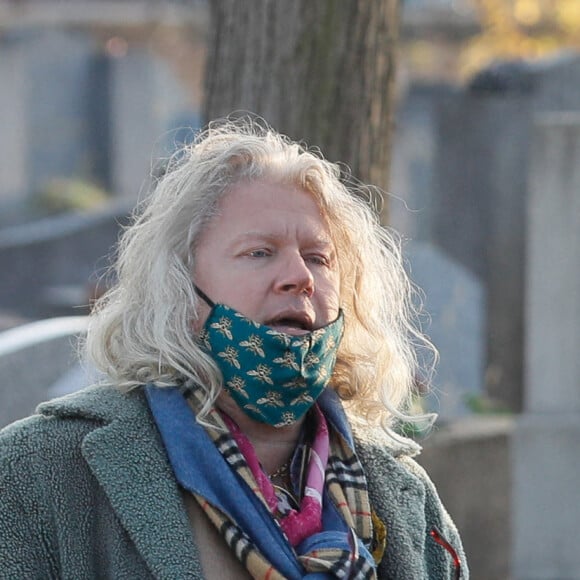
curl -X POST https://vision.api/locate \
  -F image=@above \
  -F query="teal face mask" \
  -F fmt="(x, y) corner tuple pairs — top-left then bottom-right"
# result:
(196, 288), (344, 427)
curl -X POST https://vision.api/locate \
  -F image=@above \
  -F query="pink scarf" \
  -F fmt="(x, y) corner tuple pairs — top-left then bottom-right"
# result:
(221, 405), (329, 547)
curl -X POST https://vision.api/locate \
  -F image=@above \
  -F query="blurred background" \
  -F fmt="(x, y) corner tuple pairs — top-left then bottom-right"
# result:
(0, 1), (579, 578)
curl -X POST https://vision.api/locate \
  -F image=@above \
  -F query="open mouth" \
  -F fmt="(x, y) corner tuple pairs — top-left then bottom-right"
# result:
(266, 314), (312, 335)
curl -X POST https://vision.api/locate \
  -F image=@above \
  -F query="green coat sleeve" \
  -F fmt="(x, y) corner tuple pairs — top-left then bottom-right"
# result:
(356, 433), (469, 579)
(0, 419), (60, 579)
(398, 455), (468, 579)
(0, 405), (193, 580)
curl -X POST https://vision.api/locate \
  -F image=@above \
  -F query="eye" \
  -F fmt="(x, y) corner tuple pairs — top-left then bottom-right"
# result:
(248, 248), (272, 258)
(305, 253), (331, 266)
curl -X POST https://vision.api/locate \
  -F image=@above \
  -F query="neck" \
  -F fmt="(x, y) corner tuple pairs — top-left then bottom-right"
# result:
(216, 392), (304, 475)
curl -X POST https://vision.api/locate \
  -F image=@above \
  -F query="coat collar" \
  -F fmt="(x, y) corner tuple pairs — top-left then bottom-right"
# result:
(38, 384), (426, 579)
(38, 384), (204, 579)
(352, 428), (427, 578)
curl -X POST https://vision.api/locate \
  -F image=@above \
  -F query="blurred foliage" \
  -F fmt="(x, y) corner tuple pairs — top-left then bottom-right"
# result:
(35, 178), (110, 215)
(396, 394), (435, 440)
(464, 393), (512, 414)
(462, 0), (580, 78)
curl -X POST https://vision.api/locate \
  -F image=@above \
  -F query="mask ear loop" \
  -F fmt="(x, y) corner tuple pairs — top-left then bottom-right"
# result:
(193, 285), (216, 308)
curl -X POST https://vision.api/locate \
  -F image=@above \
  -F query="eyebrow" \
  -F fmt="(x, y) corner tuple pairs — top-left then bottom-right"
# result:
(230, 231), (335, 250)
(229, 230), (336, 255)
(232, 231), (277, 242)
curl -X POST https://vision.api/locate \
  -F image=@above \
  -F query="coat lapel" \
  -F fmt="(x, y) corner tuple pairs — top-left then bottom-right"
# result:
(317, 392), (428, 577)
(40, 385), (428, 579)
(43, 386), (203, 579)
(355, 429), (427, 579)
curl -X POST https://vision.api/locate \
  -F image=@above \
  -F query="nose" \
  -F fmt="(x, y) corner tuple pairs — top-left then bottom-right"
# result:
(275, 253), (314, 297)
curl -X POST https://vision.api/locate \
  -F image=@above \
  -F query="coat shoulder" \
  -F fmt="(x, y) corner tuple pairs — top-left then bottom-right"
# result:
(352, 424), (469, 579)
(0, 385), (148, 490)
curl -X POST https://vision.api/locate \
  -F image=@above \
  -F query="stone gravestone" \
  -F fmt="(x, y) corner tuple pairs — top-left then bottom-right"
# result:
(0, 317), (88, 430)
(432, 92), (533, 413)
(512, 114), (580, 580)
(529, 51), (580, 111)
(405, 241), (485, 419)
(0, 33), (27, 207)
(109, 50), (200, 202)
(390, 84), (457, 244)
(425, 53), (580, 413)
(23, 29), (98, 195)
(0, 204), (130, 320)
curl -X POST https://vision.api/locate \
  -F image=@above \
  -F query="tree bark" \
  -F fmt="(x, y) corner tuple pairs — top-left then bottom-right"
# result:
(203, 0), (400, 225)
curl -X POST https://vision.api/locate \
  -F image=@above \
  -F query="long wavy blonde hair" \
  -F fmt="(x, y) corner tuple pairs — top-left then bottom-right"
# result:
(86, 118), (435, 430)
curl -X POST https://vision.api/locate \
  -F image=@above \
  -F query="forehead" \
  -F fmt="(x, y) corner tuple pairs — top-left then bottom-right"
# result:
(205, 179), (333, 242)
(223, 178), (322, 212)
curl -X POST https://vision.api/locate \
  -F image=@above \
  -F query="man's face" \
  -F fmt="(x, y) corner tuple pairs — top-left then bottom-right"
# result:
(193, 179), (340, 335)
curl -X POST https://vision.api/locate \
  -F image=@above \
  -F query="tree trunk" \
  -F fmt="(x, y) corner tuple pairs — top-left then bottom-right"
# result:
(203, 0), (400, 225)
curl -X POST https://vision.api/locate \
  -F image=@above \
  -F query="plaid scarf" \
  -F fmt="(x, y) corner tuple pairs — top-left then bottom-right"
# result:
(182, 384), (379, 579)
(221, 406), (328, 546)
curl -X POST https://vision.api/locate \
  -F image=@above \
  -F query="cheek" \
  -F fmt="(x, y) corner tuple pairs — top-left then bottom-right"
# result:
(192, 300), (211, 334)
(327, 293), (341, 317)
(318, 274), (341, 314)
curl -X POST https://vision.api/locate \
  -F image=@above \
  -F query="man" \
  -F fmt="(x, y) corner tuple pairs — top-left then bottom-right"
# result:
(0, 120), (467, 578)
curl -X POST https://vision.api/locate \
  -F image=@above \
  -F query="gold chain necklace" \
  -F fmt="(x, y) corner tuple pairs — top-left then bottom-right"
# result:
(268, 461), (300, 513)
(268, 461), (291, 481)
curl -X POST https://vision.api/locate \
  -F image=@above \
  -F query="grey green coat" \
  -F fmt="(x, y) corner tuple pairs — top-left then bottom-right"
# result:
(0, 385), (468, 579)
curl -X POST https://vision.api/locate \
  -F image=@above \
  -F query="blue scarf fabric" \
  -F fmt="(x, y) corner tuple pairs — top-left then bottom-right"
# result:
(145, 385), (377, 578)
